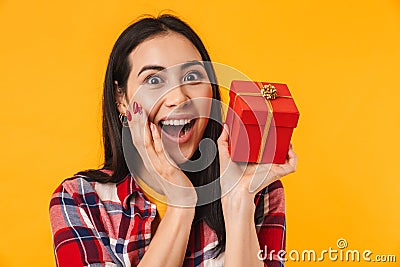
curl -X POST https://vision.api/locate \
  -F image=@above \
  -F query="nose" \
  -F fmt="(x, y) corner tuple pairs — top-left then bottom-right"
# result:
(163, 85), (189, 108)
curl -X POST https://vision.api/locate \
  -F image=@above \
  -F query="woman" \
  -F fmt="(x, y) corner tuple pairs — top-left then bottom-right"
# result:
(49, 14), (297, 267)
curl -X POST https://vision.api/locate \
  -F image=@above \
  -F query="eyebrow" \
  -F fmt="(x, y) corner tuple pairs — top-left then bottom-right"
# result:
(137, 60), (204, 77)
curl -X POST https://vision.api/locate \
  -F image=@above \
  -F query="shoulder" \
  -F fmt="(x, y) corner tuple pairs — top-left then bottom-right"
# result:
(48, 175), (96, 216)
(50, 175), (95, 198)
(49, 170), (139, 210)
(49, 169), (114, 206)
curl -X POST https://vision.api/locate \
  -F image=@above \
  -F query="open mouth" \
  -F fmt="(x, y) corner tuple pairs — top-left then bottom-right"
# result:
(159, 118), (196, 141)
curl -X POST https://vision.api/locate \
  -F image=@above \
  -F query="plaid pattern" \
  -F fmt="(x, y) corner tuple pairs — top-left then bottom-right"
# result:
(50, 170), (286, 267)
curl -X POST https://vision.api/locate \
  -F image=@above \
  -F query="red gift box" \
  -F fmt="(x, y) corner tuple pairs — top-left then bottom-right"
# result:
(225, 80), (299, 164)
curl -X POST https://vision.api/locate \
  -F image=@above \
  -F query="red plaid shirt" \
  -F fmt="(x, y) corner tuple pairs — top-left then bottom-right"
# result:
(49, 170), (286, 266)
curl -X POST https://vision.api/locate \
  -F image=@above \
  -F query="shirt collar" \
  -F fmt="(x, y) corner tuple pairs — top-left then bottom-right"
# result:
(116, 173), (143, 210)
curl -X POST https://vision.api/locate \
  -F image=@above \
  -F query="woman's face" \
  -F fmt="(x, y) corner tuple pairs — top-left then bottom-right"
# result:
(120, 32), (213, 164)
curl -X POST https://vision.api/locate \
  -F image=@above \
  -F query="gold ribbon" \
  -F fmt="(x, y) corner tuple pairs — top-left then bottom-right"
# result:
(230, 82), (292, 163)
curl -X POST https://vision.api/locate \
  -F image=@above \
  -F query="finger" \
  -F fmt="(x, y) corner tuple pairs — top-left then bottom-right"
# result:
(141, 109), (164, 169)
(127, 101), (140, 125)
(155, 130), (179, 170)
(127, 101), (143, 144)
(270, 147), (298, 180)
(277, 145), (297, 171)
(129, 102), (160, 166)
(141, 108), (153, 149)
(217, 123), (230, 159)
(150, 122), (163, 154)
(130, 102), (154, 152)
(287, 147), (297, 172)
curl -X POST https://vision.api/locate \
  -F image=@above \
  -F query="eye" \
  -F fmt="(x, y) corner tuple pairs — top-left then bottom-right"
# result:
(145, 75), (163, 85)
(183, 71), (203, 83)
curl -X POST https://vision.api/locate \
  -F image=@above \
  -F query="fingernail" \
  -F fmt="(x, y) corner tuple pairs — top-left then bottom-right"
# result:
(138, 105), (143, 115)
(223, 123), (229, 131)
(150, 123), (155, 132)
(126, 110), (132, 121)
(133, 101), (138, 114)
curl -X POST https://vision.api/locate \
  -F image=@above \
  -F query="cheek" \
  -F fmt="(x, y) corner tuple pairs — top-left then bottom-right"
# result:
(127, 87), (162, 122)
(190, 85), (213, 117)
(141, 99), (162, 122)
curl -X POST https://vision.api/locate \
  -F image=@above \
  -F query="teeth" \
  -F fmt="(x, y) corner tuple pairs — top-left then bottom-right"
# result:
(161, 119), (192, 126)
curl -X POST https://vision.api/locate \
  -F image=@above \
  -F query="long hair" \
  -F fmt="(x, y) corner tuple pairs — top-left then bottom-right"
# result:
(75, 14), (226, 255)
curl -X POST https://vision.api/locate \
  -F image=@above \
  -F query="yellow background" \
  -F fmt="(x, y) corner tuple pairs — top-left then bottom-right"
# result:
(1, 0), (399, 266)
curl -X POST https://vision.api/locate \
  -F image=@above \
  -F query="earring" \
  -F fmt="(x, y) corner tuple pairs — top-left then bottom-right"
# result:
(119, 113), (129, 127)
(115, 81), (123, 95)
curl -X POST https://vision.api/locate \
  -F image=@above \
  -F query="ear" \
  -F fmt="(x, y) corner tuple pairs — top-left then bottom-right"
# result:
(114, 81), (128, 114)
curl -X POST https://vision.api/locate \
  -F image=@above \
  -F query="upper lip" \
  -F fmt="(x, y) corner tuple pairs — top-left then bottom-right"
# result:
(157, 113), (197, 125)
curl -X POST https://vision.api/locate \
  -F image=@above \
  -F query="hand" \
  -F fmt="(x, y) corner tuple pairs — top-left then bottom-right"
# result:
(127, 102), (197, 207)
(217, 124), (297, 206)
